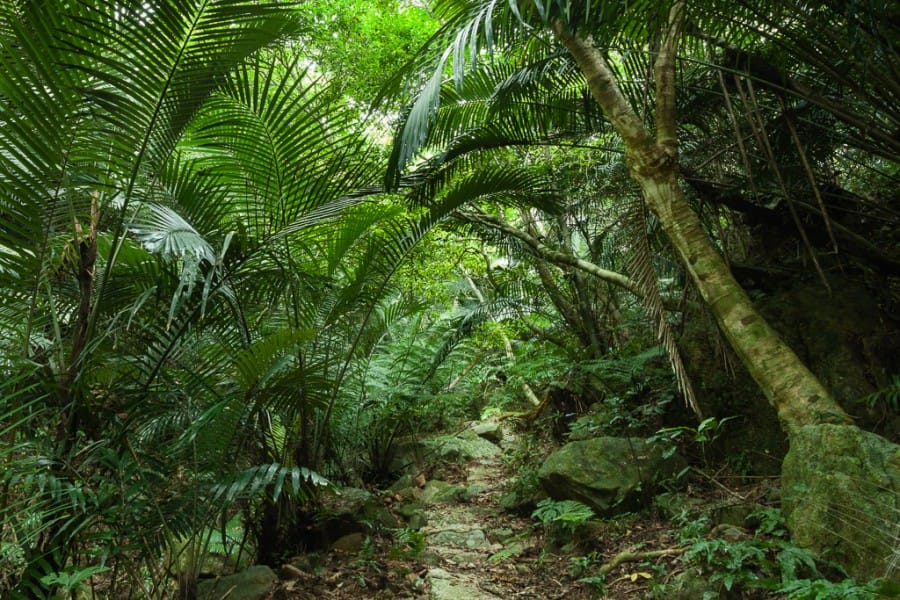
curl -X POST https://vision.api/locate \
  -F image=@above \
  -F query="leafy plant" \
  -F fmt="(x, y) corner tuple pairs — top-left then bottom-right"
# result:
(389, 528), (427, 560)
(682, 538), (767, 593)
(532, 499), (595, 536)
(666, 505), (894, 599)
(568, 551), (601, 577)
(649, 416), (736, 467)
(860, 375), (900, 413)
(577, 574), (607, 594)
(39, 566), (109, 597)
(777, 576), (890, 599)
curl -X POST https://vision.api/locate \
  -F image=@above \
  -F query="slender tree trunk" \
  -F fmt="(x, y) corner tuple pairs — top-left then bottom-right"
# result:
(463, 271), (542, 406)
(552, 6), (850, 434)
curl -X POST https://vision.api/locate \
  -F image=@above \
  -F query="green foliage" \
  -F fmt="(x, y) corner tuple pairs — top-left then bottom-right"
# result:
(568, 551), (601, 577)
(211, 464), (330, 505)
(532, 499), (595, 535)
(577, 574), (607, 594)
(389, 528), (427, 560)
(649, 416), (736, 465)
(860, 375), (900, 413)
(296, 0), (438, 102)
(682, 538), (768, 592)
(660, 504), (894, 599)
(39, 566), (109, 596)
(1, 0), (898, 594)
(777, 576), (891, 599)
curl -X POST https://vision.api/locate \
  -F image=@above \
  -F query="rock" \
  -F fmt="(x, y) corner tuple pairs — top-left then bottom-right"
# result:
(537, 437), (685, 515)
(393, 485), (426, 503)
(395, 503), (428, 529)
(429, 429), (501, 462)
(389, 439), (428, 475)
(782, 424), (900, 582)
(407, 512), (428, 530)
(310, 486), (399, 548)
(389, 473), (417, 492)
(663, 568), (724, 599)
(330, 532), (366, 554)
(285, 553), (320, 572)
(196, 565), (277, 600)
(422, 480), (465, 504)
(500, 486), (545, 515)
(712, 503), (761, 528)
(431, 527), (491, 549)
(418, 550), (441, 565)
(463, 483), (486, 499)
(427, 567), (496, 600)
(471, 421), (503, 443)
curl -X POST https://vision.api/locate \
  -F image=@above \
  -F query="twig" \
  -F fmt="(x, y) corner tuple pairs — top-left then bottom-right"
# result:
(690, 466), (748, 501)
(598, 546), (690, 576)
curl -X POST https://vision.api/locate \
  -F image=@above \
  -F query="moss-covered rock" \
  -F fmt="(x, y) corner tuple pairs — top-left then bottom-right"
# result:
(196, 565), (277, 600)
(471, 420), (503, 443)
(782, 424), (900, 582)
(422, 479), (466, 504)
(428, 429), (501, 462)
(537, 437), (685, 515)
(395, 502), (428, 529)
(310, 486), (398, 549)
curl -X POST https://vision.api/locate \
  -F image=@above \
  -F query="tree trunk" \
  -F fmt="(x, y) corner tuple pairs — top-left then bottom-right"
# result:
(633, 160), (849, 432)
(551, 11), (850, 434)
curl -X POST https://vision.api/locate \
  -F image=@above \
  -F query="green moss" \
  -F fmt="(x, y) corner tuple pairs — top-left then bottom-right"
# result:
(782, 424), (900, 582)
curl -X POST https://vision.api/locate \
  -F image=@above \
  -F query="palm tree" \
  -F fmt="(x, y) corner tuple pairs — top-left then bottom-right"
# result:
(0, 1), (399, 595)
(0, 3), (564, 592)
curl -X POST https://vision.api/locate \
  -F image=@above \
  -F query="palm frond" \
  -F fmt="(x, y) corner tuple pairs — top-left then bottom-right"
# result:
(626, 206), (701, 418)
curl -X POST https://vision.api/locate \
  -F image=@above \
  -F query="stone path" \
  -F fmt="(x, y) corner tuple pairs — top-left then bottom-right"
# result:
(420, 429), (535, 600)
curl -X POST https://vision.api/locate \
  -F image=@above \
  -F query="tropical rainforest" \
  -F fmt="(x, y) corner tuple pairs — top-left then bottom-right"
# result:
(0, 1), (897, 598)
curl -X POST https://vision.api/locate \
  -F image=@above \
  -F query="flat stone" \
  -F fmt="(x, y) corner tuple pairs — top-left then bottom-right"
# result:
(196, 565), (277, 600)
(428, 569), (497, 600)
(431, 528), (490, 549)
(472, 421), (503, 443)
(422, 480), (465, 504)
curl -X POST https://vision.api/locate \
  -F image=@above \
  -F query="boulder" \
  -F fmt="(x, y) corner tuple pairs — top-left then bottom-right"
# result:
(661, 569), (725, 599)
(537, 437), (685, 515)
(471, 421), (503, 443)
(395, 503), (428, 529)
(782, 424), (900, 582)
(329, 532), (366, 554)
(313, 487), (398, 547)
(389, 430), (501, 477)
(389, 439), (427, 475)
(196, 565), (277, 600)
(428, 429), (501, 462)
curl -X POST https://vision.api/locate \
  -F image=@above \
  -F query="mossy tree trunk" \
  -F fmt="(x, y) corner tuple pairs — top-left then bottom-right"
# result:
(551, 3), (850, 434)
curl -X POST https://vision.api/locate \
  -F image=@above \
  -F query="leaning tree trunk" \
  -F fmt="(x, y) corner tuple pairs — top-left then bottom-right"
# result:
(553, 3), (899, 582)
(551, 8), (850, 435)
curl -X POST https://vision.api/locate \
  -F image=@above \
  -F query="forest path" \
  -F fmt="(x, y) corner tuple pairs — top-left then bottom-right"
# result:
(419, 428), (575, 600)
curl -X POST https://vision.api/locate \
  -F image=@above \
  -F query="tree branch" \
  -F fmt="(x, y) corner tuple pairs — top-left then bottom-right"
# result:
(655, 0), (685, 154)
(597, 546), (690, 577)
(462, 210), (639, 295)
(551, 19), (650, 151)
